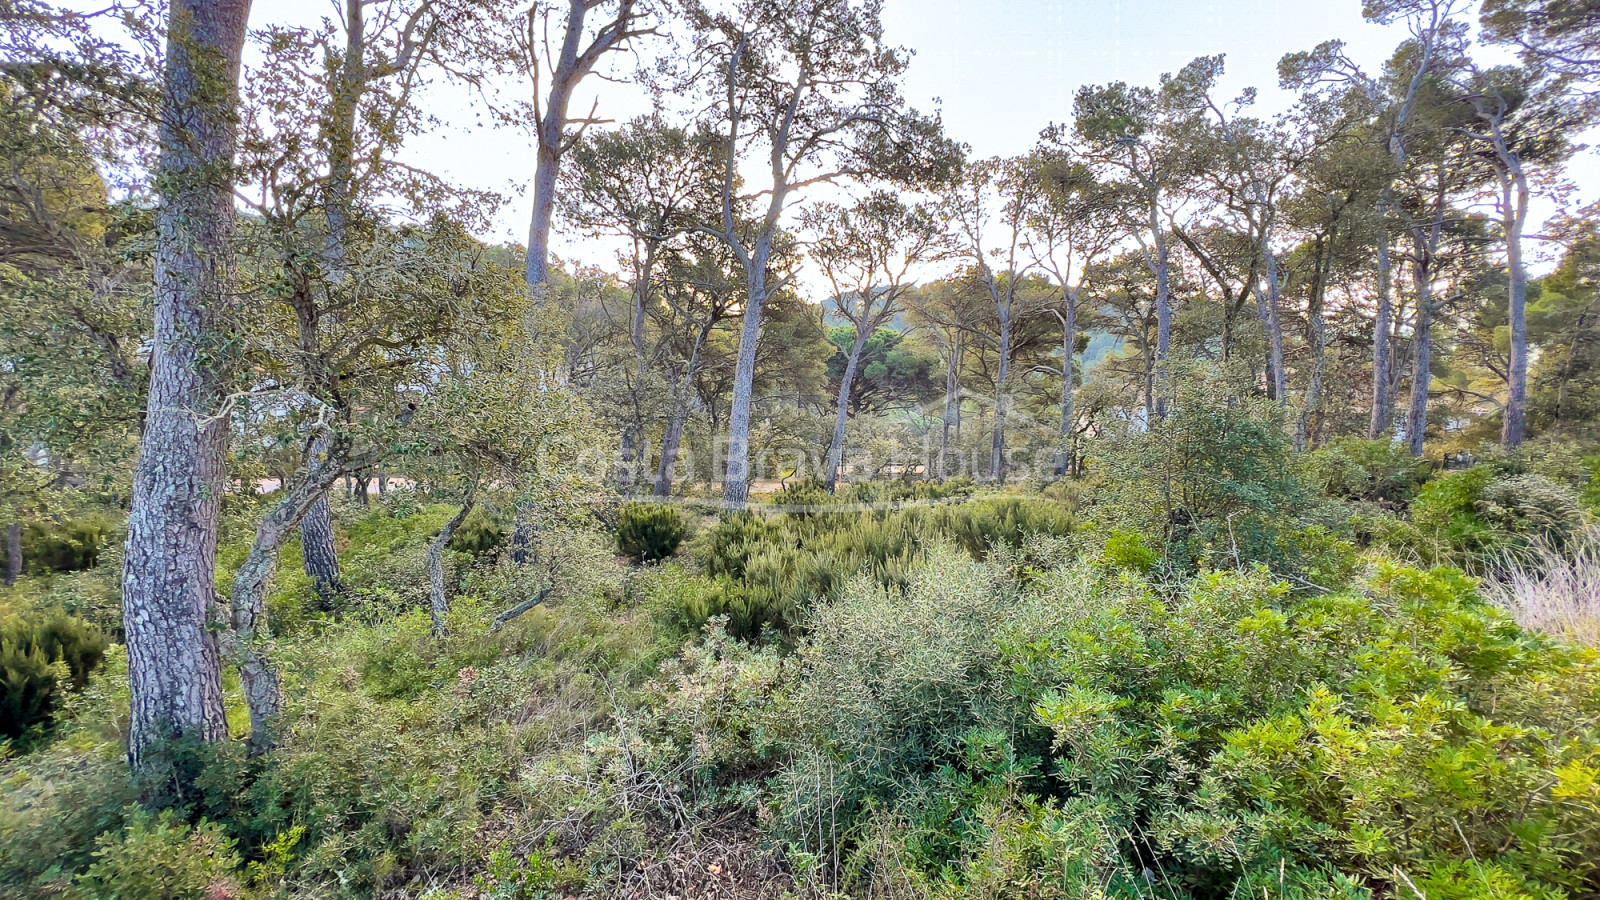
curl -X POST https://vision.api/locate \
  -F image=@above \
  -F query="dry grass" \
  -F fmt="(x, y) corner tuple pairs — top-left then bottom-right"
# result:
(1482, 528), (1600, 647)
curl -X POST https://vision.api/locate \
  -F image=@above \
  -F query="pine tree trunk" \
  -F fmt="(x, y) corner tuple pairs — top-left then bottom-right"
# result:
(123, 0), (250, 773)
(990, 305), (1012, 484)
(724, 258), (771, 510)
(939, 333), (960, 481)
(1500, 166), (1530, 449)
(656, 325), (709, 498)
(524, 0), (590, 291)
(825, 332), (869, 493)
(300, 433), (342, 609)
(1406, 270), (1434, 458)
(1150, 197), (1172, 419)
(1370, 233), (1395, 439)
(1054, 299), (1077, 477)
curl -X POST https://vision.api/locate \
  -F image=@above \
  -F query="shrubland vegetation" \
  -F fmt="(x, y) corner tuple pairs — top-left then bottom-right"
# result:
(3, 0), (1600, 897)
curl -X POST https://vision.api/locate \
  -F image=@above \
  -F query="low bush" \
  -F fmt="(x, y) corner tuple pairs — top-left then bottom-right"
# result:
(1307, 436), (1432, 505)
(0, 610), (106, 741)
(1403, 466), (1589, 568)
(615, 503), (690, 564)
(0, 516), (114, 578)
(70, 810), (241, 900)
(762, 552), (1600, 899)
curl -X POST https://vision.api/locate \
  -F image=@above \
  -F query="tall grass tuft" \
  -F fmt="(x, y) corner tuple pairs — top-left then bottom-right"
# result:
(1482, 528), (1600, 647)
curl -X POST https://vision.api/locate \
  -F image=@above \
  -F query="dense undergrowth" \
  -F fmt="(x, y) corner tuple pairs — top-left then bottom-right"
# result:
(3, 411), (1600, 899)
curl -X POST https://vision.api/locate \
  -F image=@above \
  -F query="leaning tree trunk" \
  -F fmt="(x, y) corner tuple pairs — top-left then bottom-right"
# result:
(4, 522), (20, 587)
(429, 494), (476, 638)
(300, 432), (342, 610)
(226, 460), (344, 752)
(825, 331), (869, 493)
(122, 0), (250, 773)
(723, 262), (771, 510)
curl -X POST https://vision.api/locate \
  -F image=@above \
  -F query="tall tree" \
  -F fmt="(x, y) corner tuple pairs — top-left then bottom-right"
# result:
(675, 0), (953, 508)
(1281, 0), (1467, 438)
(1068, 68), (1204, 417)
(1020, 152), (1119, 476)
(804, 192), (938, 491)
(1455, 62), (1586, 447)
(509, 0), (655, 290)
(560, 114), (721, 484)
(123, 0), (251, 771)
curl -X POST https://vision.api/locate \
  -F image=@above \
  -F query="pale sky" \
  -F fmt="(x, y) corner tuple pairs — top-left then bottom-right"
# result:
(253, 0), (1594, 277)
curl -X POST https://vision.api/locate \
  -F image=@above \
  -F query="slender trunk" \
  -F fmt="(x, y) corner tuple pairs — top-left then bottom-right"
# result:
(656, 323), (709, 497)
(1054, 298), (1077, 477)
(724, 253), (771, 510)
(825, 330), (869, 492)
(4, 522), (20, 587)
(655, 412), (688, 497)
(429, 494), (476, 638)
(525, 1), (591, 291)
(1151, 197), (1173, 418)
(1297, 237), (1333, 451)
(300, 431), (342, 609)
(1500, 166), (1530, 449)
(939, 332), (960, 480)
(226, 460), (342, 752)
(123, 0), (249, 772)
(990, 305), (1012, 484)
(1259, 247), (1288, 404)
(1370, 231), (1395, 438)
(1406, 264), (1434, 458)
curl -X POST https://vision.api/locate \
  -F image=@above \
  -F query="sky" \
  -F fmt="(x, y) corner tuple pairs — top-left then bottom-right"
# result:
(254, 0), (1595, 278)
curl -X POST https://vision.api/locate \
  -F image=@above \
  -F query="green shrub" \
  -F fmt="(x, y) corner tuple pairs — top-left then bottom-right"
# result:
(764, 546), (1600, 898)
(71, 810), (241, 900)
(0, 611), (106, 741)
(1307, 437), (1432, 505)
(615, 503), (690, 564)
(1088, 371), (1318, 579)
(1407, 466), (1588, 567)
(0, 516), (114, 577)
(447, 503), (508, 556)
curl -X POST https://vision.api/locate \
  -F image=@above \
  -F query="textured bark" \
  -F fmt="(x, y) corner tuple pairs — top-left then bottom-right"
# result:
(525, 0), (643, 290)
(4, 522), (20, 587)
(1369, 234), (1395, 438)
(1406, 267), (1435, 458)
(225, 462), (342, 752)
(1258, 247), (1289, 404)
(123, 0), (250, 772)
(1297, 236), (1333, 452)
(1147, 194), (1173, 418)
(1490, 130), (1531, 449)
(429, 495), (476, 638)
(300, 433), (342, 609)
(723, 256), (771, 510)
(825, 331), (868, 492)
